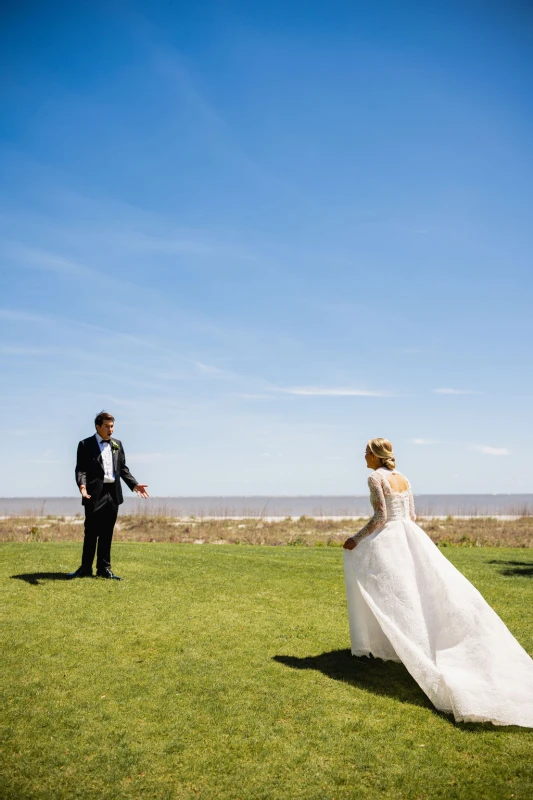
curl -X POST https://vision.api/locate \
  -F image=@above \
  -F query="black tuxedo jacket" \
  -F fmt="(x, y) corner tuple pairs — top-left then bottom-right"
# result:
(75, 435), (138, 507)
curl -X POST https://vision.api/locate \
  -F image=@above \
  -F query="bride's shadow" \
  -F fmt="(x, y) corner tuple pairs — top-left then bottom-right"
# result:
(488, 559), (533, 578)
(274, 649), (432, 710)
(273, 650), (521, 731)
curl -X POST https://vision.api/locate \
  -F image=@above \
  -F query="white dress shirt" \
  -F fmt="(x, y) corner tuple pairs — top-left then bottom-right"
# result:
(95, 434), (116, 483)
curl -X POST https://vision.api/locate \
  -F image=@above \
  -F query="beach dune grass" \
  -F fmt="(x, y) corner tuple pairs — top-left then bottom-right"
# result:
(2, 543), (533, 799)
(1, 514), (533, 547)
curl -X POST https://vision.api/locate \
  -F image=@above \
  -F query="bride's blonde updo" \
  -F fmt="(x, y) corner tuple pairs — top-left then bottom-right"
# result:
(368, 438), (396, 470)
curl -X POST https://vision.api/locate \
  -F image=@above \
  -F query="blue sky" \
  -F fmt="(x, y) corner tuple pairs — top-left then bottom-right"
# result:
(1, 0), (532, 497)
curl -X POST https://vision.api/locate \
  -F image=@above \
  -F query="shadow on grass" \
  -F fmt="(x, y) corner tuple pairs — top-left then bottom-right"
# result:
(11, 572), (77, 586)
(274, 649), (432, 709)
(488, 560), (533, 578)
(273, 649), (524, 731)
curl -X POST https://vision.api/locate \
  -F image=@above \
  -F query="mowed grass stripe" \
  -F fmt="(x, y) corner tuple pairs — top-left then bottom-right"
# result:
(2, 543), (532, 800)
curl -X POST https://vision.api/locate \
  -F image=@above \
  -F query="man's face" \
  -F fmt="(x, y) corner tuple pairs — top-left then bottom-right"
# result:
(96, 420), (114, 440)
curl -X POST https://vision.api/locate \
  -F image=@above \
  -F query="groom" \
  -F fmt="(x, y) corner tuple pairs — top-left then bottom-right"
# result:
(69, 411), (149, 580)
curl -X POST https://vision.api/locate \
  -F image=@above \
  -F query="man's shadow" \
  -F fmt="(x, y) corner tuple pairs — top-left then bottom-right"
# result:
(11, 572), (76, 586)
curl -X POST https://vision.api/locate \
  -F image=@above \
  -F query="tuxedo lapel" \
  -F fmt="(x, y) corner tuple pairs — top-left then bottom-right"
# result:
(90, 435), (105, 471)
(111, 441), (119, 474)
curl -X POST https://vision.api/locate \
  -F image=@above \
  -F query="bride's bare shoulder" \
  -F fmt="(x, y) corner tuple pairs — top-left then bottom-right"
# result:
(383, 469), (410, 493)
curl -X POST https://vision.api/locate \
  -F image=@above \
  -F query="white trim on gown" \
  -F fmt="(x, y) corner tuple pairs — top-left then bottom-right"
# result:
(343, 468), (533, 727)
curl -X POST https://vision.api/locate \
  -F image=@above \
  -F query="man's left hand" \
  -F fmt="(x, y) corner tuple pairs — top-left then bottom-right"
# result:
(134, 484), (150, 498)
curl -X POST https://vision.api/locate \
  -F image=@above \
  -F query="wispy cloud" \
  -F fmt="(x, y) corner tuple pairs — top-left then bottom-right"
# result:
(472, 445), (511, 456)
(123, 231), (217, 257)
(29, 447), (63, 464)
(7, 244), (96, 279)
(191, 360), (236, 378)
(0, 428), (38, 436)
(121, 231), (260, 264)
(5, 243), (145, 298)
(149, 42), (314, 208)
(126, 453), (179, 463)
(0, 308), (51, 324)
(434, 388), (478, 395)
(412, 438), (440, 445)
(275, 386), (389, 397)
(0, 306), (182, 359)
(0, 345), (55, 356)
(235, 393), (275, 400)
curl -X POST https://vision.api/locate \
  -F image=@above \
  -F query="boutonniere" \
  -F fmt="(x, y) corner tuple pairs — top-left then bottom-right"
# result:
(110, 440), (119, 452)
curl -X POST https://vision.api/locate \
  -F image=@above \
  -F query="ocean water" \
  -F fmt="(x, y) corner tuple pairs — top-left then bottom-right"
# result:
(1, 495), (532, 518)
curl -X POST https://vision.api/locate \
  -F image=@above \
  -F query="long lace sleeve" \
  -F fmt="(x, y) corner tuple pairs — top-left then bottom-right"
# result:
(351, 473), (387, 546)
(409, 487), (416, 521)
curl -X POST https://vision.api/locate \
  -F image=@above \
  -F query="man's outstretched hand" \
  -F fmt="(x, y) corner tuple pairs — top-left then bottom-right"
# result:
(134, 484), (150, 499)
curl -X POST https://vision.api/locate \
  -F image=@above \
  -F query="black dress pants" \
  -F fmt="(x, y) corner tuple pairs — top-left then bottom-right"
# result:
(81, 484), (119, 572)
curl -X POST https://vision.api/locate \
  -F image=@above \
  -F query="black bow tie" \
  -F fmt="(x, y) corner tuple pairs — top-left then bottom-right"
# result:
(100, 440), (112, 445)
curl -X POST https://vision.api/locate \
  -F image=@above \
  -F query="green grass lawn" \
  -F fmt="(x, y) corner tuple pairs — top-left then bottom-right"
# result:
(2, 543), (532, 800)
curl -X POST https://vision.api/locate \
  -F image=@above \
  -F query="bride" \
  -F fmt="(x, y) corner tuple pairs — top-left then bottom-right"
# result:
(343, 438), (533, 727)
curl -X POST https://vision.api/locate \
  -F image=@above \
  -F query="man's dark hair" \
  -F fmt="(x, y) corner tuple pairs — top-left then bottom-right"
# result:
(95, 411), (115, 428)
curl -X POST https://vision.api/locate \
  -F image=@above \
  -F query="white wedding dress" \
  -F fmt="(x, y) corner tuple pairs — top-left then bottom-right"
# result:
(343, 467), (533, 726)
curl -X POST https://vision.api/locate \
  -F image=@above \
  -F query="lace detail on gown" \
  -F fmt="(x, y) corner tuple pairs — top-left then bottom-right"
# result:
(351, 468), (416, 546)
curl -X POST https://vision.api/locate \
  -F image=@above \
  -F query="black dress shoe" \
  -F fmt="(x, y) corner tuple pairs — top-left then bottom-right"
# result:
(67, 567), (93, 579)
(96, 569), (122, 580)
